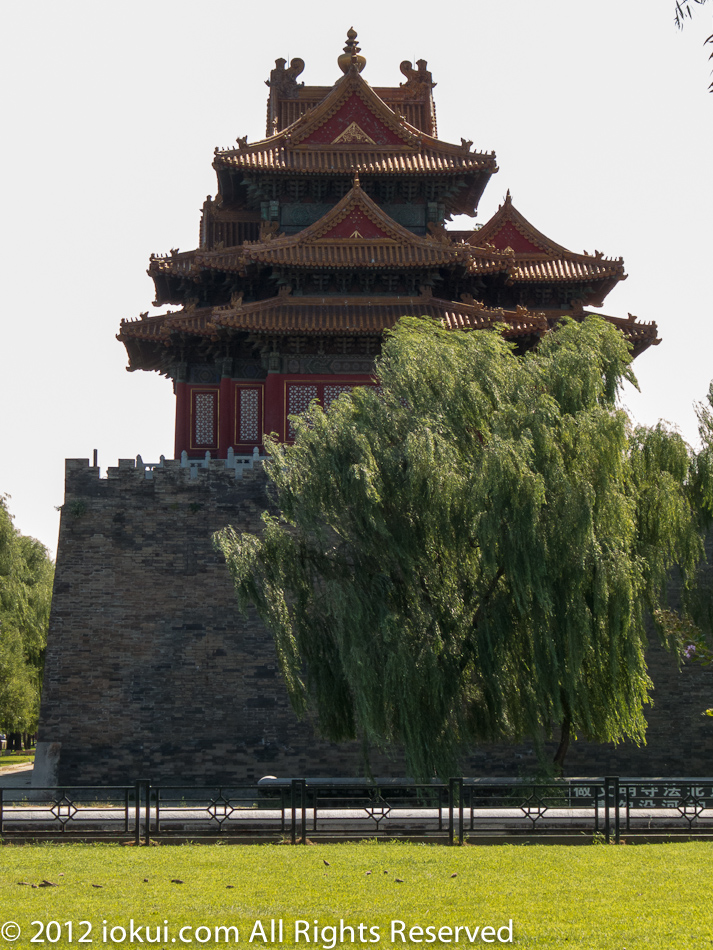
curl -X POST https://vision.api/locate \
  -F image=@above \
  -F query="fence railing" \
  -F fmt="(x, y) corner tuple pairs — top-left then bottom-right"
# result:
(1, 777), (712, 844)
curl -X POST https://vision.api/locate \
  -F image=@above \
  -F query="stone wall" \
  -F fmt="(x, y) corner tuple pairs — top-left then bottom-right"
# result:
(36, 455), (401, 786)
(36, 456), (713, 785)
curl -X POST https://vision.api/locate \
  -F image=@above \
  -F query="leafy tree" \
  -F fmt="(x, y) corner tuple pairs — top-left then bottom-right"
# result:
(0, 497), (54, 744)
(675, 0), (713, 90)
(656, 382), (713, 716)
(217, 317), (704, 779)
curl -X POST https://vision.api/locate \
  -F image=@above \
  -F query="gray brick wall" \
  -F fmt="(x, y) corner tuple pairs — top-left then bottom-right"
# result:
(36, 457), (713, 785)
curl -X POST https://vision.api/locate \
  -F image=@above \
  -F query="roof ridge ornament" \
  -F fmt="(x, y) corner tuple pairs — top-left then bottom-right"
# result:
(399, 59), (436, 94)
(338, 27), (366, 74)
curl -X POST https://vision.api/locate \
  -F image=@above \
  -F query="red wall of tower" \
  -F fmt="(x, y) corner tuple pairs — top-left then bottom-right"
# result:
(175, 376), (377, 458)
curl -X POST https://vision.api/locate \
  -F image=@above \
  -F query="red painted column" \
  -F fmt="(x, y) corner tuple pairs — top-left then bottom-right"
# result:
(174, 373), (190, 459)
(263, 371), (284, 443)
(218, 359), (233, 459)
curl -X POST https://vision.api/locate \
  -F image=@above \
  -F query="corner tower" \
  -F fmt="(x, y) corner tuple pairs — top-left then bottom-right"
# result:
(118, 30), (658, 460)
(38, 32), (697, 790)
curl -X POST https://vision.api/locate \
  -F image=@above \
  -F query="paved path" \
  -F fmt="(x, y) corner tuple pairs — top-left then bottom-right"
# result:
(0, 763), (34, 788)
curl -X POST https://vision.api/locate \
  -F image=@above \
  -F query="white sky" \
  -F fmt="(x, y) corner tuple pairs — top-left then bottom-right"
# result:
(1, 0), (711, 556)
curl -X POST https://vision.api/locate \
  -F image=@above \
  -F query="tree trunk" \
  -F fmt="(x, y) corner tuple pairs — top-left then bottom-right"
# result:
(553, 712), (571, 772)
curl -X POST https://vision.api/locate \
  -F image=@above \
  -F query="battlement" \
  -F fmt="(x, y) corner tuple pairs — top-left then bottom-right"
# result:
(65, 448), (264, 490)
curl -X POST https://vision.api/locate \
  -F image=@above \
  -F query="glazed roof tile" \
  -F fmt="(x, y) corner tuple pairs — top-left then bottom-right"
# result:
(512, 257), (624, 282)
(215, 69), (496, 177)
(152, 242), (511, 276)
(215, 147), (495, 175)
(119, 297), (659, 363)
(119, 296), (549, 341)
(241, 242), (460, 268)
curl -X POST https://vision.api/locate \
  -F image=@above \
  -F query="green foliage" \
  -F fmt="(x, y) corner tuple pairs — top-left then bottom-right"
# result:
(216, 317), (704, 779)
(655, 384), (713, 716)
(0, 496), (54, 733)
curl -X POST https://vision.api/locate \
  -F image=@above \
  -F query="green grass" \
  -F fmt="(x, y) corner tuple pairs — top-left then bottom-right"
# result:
(0, 842), (709, 949)
(0, 753), (35, 769)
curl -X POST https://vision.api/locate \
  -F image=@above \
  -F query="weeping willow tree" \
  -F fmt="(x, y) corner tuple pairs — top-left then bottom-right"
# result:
(675, 0), (713, 90)
(216, 317), (704, 778)
(0, 497), (54, 742)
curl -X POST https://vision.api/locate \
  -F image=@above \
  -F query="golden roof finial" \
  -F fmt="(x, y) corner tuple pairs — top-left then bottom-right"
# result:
(338, 27), (366, 74)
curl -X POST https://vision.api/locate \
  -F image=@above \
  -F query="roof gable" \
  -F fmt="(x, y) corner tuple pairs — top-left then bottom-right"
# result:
(296, 86), (408, 147)
(219, 180), (474, 270)
(474, 192), (573, 256)
(481, 220), (545, 255)
(318, 205), (392, 240)
(268, 180), (429, 245)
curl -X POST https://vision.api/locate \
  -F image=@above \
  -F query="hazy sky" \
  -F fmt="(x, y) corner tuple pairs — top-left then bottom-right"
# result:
(1, 0), (711, 555)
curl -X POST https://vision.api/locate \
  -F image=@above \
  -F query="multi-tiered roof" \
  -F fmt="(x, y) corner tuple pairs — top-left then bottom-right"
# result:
(119, 29), (658, 458)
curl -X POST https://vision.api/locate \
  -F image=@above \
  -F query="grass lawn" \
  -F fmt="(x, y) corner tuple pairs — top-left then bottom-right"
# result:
(0, 753), (35, 769)
(0, 842), (709, 949)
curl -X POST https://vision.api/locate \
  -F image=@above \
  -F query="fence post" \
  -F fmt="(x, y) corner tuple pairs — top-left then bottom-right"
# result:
(448, 778), (455, 846)
(134, 781), (141, 847)
(291, 779), (298, 845)
(604, 775), (619, 844)
(458, 778), (464, 846)
(143, 780), (152, 847)
(300, 780), (307, 845)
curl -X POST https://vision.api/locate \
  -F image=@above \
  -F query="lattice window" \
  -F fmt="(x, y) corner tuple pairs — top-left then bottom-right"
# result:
(193, 391), (217, 447)
(287, 384), (318, 439)
(288, 385), (317, 415)
(324, 385), (353, 410)
(286, 382), (378, 440)
(239, 389), (260, 442)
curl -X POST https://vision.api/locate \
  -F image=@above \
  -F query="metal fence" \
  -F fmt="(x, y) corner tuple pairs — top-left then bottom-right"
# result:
(1, 777), (712, 844)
